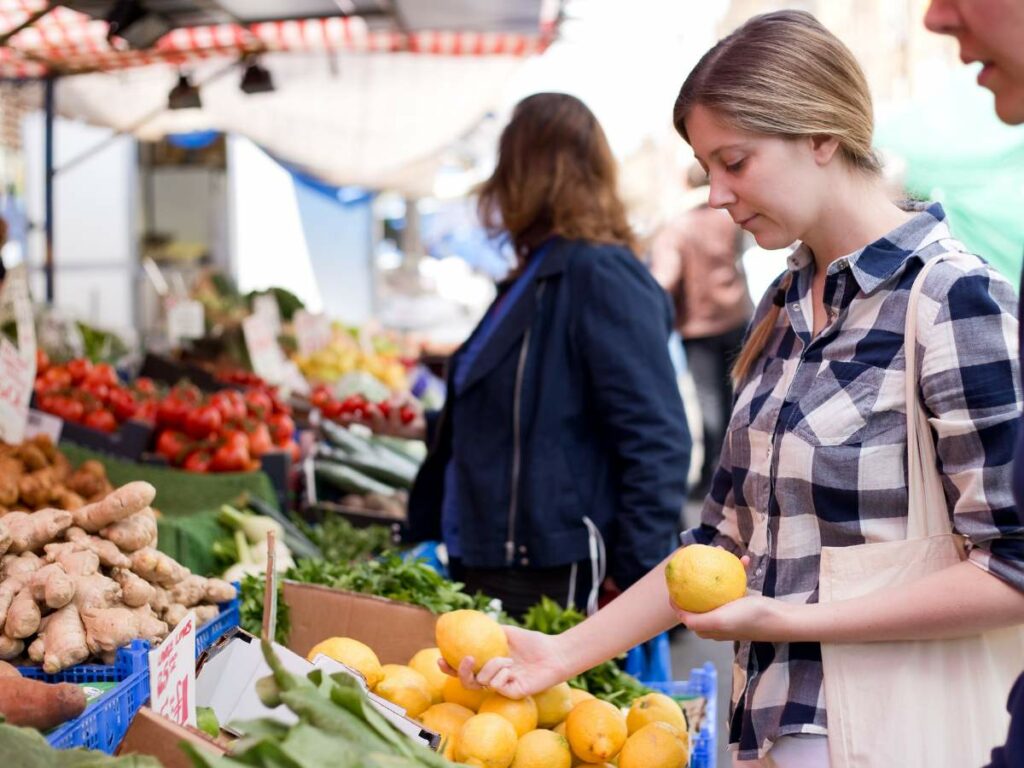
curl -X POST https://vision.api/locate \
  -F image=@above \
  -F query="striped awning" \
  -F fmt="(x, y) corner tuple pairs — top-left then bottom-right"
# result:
(0, 1), (557, 79)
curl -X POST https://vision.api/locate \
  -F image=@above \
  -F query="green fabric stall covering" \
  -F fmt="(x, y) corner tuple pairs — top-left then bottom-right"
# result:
(875, 68), (1024, 282)
(59, 442), (278, 576)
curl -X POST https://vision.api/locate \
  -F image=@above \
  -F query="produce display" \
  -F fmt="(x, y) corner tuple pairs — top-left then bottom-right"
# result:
(0, 721), (160, 766)
(305, 609), (692, 768)
(0, 469), (236, 671)
(294, 335), (409, 391)
(0, 436), (113, 514)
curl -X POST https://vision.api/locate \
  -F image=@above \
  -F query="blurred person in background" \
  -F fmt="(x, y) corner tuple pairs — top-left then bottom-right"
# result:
(925, 3), (1024, 767)
(371, 92), (691, 620)
(0, 215), (8, 285)
(650, 163), (753, 499)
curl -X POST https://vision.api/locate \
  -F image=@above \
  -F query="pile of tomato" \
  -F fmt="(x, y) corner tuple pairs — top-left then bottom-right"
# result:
(309, 385), (416, 425)
(33, 355), (300, 473)
(34, 353), (161, 434)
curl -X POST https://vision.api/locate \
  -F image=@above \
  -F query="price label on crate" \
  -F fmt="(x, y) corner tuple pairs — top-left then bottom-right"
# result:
(166, 298), (205, 345)
(0, 337), (34, 444)
(149, 609), (197, 727)
(294, 310), (332, 355)
(242, 314), (287, 386)
(253, 293), (282, 335)
(24, 408), (63, 444)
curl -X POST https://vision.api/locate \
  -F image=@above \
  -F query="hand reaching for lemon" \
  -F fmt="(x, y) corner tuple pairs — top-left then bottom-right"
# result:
(437, 624), (570, 701)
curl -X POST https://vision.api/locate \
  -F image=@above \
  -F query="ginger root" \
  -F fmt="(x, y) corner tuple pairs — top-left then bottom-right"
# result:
(100, 508), (157, 552)
(0, 636), (24, 660)
(65, 527), (132, 569)
(4, 587), (41, 639)
(4, 509), (73, 554)
(17, 469), (56, 510)
(72, 482), (155, 533)
(195, 604), (220, 625)
(168, 575), (208, 608)
(131, 547), (188, 587)
(82, 604), (167, 655)
(110, 567), (154, 608)
(65, 461), (111, 502)
(205, 578), (237, 604)
(44, 545), (100, 577)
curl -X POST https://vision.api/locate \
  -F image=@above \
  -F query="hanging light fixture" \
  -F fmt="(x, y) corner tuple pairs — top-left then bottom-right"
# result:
(105, 0), (173, 49)
(168, 73), (201, 110)
(240, 57), (275, 94)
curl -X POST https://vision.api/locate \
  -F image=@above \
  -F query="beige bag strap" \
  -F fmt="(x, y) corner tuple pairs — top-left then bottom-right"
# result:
(904, 254), (953, 540)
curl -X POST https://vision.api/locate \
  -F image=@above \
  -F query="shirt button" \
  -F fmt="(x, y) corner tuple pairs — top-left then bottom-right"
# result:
(518, 545), (528, 554)
(520, 557), (530, 566)
(755, 566), (764, 577)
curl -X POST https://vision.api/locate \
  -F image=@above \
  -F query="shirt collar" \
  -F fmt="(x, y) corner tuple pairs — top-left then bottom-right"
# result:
(785, 202), (952, 295)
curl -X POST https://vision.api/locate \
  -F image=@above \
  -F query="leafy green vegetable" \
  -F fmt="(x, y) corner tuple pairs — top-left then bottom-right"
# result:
(293, 514), (393, 565)
(286, 554), (494, 616)
(197, 707), (221, 738)
(0, 722), (161, 767)
(520, 596), (652, 707)
(239, 573), (291, 644)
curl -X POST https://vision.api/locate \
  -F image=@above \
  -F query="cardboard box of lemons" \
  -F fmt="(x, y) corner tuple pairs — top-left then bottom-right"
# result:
(306, 637), (383, 689)
(419, 702), (474, 761)
(478, 691), (539, 737)
(665, 544), (746, 613)
(565, 699), (628, 763)
(373, 664), (432, 718)
(456, 712), (518, 768)
(442, 675), (488, 711)
(626, 692), (688, 736)
(534, 682), (574, 728)
(617, 721), (689, 768)
(511, 728), (572, 768)
(435, 609), (509, 674)
(408, 647), (448, 704)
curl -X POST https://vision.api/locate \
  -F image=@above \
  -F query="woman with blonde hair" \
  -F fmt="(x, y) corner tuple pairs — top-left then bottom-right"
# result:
(387, 92), (691, 619)
(445, 12), (1024, 767)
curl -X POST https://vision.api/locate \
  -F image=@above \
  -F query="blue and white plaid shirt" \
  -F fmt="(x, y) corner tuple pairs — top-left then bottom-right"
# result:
(682, 203), (1023, 759)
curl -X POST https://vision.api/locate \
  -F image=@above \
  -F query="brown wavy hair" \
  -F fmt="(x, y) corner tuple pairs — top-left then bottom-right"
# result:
(477, 92), (636, 263)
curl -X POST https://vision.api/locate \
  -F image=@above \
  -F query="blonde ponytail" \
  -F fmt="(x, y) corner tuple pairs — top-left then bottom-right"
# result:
(731, 274), (792, 387)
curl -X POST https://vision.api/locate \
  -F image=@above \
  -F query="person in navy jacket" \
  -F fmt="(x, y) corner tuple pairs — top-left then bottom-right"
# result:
(376, 93), (691, 619)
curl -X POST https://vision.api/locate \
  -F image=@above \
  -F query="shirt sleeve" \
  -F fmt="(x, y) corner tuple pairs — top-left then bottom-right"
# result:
(919, 257), (1024, 592)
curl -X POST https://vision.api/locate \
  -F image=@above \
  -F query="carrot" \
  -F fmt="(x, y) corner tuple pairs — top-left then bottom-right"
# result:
(0, 676), (87, 730)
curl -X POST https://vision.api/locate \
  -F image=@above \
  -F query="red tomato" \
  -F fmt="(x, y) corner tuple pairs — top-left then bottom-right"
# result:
(321, 400), (344, 420)
(267, 413), (295, 445)
(36, 349), (49, 375)
(48, 396), (84, 424)
(247, 423), (274, 458)
(399, 405), (416, 425)
(210, 391), (246, 423)
(156, 397), (190, 431)
(377, 401), (391, 418)
(66, 359), (93, 385)
(155, 430), (189, 463)
(133, 400), (159, 425)
(81, 380), (110, 403)
(108, 389), (137, 422)
(134, 377), (157, 396)
(182, 450), (211, 473)
(243, 389), (274, 418)
(83, 409), (117, 433)
(85, 363), (117, 387)
(209, 439), (250, 473)
(184, 405), (223, 440)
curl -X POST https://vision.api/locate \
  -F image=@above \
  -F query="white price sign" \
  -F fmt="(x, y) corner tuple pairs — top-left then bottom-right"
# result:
(293, 310), (332, 356)
(0, 337), (35, 444)
(253, 293), (282, 335)
(242, 314), (287, 385)
(149, 609), (197, 727)
(166, 299), (205, 345)
(24, 408), (63, 444)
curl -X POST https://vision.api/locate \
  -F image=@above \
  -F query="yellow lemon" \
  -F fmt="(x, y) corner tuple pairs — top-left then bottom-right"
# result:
(306, 637), (382, 689)
(568, 688), (596, 708)
(456, 713), (518, 768)
(665, 544), (746, 613)
(408, 647), (448, 704)
(479, 691), (539, 737)
(553, 721), (568, 738)
(617, 722), (689, 768)
(566, 699), (628, 763)
(373, 664), (432, 718)
(435, 609), (509, 673)
(511, 729), (572, 768)
(420, 702), (474, 761)
(442, 675), (488, 711)
(626, 692), (687, 735)
(534, 682), (574, 728)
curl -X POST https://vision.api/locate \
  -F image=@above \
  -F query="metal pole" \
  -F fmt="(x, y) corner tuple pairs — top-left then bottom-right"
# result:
(44, 75), (55, 304)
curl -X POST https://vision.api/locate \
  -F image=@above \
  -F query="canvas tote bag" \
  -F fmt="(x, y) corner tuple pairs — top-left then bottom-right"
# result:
(819, 254), (1024, 768)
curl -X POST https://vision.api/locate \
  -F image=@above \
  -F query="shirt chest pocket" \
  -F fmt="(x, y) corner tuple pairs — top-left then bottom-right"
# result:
(790, 361), (892, 447)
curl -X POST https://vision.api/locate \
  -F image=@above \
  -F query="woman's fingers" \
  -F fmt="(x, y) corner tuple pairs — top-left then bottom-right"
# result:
(476, 657), (514, 688)
(457, 656), (484, 690)
(437, 658), (457, 676)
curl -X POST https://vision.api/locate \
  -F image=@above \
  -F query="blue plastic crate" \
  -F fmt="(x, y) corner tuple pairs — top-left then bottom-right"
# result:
(646, 662), (718, 768)
(18, 640), (151, 753)
(196, 596), (240, 657)
(625, 631), (673, 682)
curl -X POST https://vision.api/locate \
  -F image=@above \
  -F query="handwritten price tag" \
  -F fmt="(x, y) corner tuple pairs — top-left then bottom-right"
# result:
(149, 610), (196, 727)
(166, 299), (205, 345)
(253, 294), (282, 335)
(242, 314), (287, 385)
(0, 338), (34, 444)
(293, 310), (332, 356)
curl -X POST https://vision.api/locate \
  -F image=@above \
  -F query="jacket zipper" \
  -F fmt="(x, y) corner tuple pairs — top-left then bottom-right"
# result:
(506, 282), (545, 565)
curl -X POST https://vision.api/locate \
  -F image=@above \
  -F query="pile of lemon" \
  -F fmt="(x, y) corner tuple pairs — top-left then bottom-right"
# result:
(307, 609), (690, 768)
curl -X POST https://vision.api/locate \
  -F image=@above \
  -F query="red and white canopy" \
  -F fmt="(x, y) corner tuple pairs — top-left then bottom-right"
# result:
(0, 1), (557, 79)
